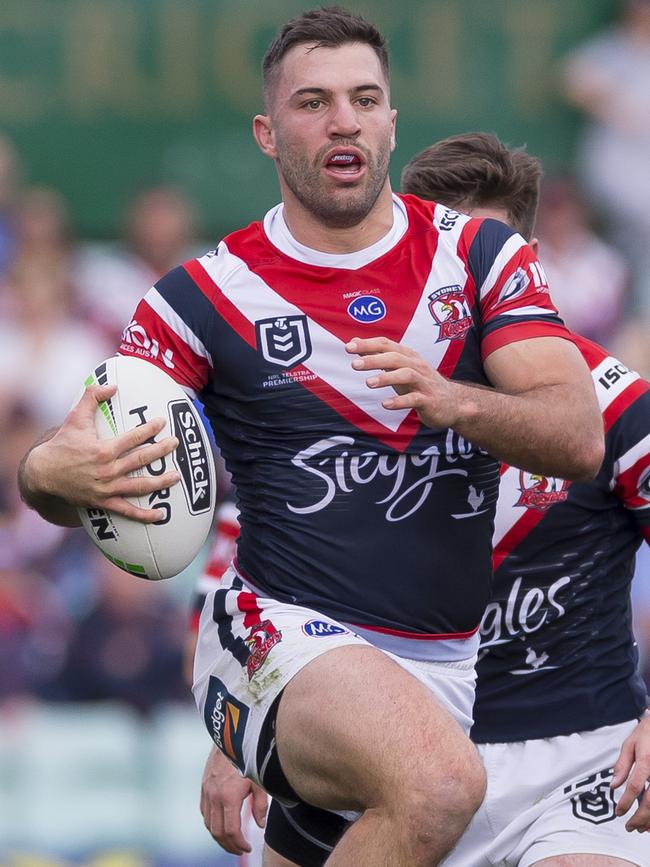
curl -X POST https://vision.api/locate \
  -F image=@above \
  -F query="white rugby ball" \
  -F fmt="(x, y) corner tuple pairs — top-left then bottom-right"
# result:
(78, 355), (216, 580)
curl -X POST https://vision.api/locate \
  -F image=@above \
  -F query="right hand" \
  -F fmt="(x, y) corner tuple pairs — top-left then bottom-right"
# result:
(25, 384), (180, 522)
(200, 745), (268, 855)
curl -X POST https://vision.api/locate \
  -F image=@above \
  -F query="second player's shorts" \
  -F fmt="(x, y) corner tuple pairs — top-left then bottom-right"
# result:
(441, 719), (648, 867)
(192, 565), (477, 791)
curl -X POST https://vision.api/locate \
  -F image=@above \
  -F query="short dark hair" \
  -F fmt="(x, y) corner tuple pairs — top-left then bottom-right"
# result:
(262, 6), (390, 110)
(401, 132), (542, 240)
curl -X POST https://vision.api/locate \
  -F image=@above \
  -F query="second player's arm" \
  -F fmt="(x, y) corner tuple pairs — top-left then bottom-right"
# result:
(348, 335), (604, 481)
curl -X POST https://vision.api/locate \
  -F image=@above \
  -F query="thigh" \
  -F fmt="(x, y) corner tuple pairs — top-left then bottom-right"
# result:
(192, 567), (370, 784)
(274, 643), (481, 811)
(264, 797), (350, 867)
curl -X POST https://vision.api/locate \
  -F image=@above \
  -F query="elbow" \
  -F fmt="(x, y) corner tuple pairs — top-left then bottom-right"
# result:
(565, 432), (605, 483)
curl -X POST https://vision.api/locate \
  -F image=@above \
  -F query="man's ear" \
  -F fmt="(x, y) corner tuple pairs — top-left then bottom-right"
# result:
(253, 114), (277, 159)
(530, 237), (540, 256)
(390, 108), (397, 151)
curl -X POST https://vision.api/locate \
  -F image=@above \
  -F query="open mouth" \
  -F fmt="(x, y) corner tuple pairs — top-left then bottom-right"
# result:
(325, 150), (365, 176)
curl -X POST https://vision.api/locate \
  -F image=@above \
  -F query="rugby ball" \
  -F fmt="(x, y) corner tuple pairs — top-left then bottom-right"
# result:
(78, 356), (216, 580)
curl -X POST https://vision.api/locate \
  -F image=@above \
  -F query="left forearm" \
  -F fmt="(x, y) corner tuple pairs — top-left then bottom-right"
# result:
(449, 380), (603, 481)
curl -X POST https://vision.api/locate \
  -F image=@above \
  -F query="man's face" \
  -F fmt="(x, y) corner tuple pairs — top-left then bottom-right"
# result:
(255, 42), (396, 228)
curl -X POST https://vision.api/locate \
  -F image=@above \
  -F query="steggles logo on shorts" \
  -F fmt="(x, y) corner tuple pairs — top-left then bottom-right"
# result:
(564, 768), (617, 825)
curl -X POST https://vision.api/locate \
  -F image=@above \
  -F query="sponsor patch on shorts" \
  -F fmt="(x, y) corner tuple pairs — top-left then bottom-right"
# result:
(302, 619), (350, 637)
(203, 675), (249, 771)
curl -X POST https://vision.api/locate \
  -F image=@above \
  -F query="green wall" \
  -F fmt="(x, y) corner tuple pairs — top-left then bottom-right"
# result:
(0, 0), (616, 237)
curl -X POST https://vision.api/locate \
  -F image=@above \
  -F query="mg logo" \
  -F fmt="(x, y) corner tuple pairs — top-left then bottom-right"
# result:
(302, 619), (349, 637)
(256, 316), (312, 369)
(347, 295), (386, 323)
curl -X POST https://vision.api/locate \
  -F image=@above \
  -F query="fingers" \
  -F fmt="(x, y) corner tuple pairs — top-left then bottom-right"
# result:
(615, 755), (650, 830)
(251, 786), (270, 828)
(100, 495), (170, 523)
(201, 780), (254, 855)
(114, 435), (179, 476)
(70, 384), (117, 422)
(113, 417), (168, 456)
(351, 351), (426, 375)
(612, 735), (636, 789)
(622, 784), (650, 833)
(346, 337), (415, 357)
(222, 799), (252, 854)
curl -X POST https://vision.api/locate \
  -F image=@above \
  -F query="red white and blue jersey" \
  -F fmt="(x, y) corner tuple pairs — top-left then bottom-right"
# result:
(472, 336), (650, 742)
(119, 194), (569, 659)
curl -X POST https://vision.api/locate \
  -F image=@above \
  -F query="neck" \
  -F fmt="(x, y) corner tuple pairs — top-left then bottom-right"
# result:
(279, 182), (395, 253)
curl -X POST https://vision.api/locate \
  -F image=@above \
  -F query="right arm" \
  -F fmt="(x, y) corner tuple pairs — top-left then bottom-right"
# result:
(18, 383), (179, 526)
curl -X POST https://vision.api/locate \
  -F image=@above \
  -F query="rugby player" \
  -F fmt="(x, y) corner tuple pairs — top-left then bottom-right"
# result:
(205, 133), (648, 866)
(18, 10), (604, 865)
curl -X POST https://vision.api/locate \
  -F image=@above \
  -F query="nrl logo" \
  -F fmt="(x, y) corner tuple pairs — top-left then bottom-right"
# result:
(516, 471), (570, 512)
(256, 315), (312, 369)
(428, 286), (472, 341)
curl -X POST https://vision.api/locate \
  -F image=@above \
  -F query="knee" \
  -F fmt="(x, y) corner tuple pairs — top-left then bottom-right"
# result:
(393, 745), (486, 833)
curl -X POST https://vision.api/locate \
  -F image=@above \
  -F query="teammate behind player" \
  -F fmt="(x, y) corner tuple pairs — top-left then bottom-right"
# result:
(240, 134), (650, 865)
(19, 10), (604, 866)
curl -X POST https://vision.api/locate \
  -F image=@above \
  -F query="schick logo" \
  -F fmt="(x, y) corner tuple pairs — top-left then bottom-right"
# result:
(302, 619), (349, 637)
(347, 295), (386, 323)
(170, 401), (213, 515)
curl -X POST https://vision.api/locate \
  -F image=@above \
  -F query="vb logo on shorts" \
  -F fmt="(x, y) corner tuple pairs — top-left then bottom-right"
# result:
(564, 768), (616, 825)
(203, 675), (249, 772)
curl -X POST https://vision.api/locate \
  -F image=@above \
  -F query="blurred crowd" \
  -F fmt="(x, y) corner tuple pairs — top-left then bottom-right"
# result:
(1, 2), (650, 714)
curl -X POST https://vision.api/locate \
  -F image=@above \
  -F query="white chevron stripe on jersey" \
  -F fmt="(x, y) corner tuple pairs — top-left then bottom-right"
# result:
(611, 433), (650, 488)
(591, 356), (640, 411)
(144, 287), (213, 367)
(196, 247), (411, 433)
(492, 466), (525, 548)
(478, 233), (528, 300)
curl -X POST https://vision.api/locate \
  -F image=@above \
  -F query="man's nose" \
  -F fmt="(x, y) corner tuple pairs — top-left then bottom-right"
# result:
(327, 100), (361, 137)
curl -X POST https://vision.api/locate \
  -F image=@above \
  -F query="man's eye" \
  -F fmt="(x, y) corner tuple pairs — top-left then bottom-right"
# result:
(357, 97), (375, 107)
(305, 100), (323, 110)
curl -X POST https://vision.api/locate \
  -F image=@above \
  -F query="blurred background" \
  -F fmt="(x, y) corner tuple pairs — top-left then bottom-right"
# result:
(0, 0), (649, 865)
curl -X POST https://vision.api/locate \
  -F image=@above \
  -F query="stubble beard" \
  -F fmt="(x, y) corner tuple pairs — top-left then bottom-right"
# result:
(275, 138), (392, 229)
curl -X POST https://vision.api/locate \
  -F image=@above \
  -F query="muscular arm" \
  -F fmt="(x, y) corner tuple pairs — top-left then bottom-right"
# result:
(348, 335), (604, 481)
(18, 384), (180, 526)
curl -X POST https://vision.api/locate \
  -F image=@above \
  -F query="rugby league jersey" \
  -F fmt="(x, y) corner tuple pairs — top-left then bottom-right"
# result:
(472, 335), (650, 741)
(118, 194), (569, 657)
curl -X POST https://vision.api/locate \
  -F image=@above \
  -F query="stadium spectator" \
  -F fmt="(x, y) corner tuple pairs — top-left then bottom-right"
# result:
(534, 175), (628, 348)
(19, 8), (604, 866)
(564, 0), (650, 369)
(0, 135), (22, 281)
(0, 250), (111, 428)
(75, 185), (200, 342)
(53, 558), (189, 715)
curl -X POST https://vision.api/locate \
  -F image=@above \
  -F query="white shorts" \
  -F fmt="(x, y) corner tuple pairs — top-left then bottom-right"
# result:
(441, 720), (648, 867)
(192, 566), (477, 787)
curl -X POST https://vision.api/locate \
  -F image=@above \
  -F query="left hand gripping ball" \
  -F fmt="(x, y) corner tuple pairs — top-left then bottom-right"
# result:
(78, 356), (217, 580)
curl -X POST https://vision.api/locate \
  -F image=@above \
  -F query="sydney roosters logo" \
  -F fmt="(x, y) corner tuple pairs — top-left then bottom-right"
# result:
(244, 619), (282, 680)
(428, 286), (472, 341)
(516, 471), (570, 512)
